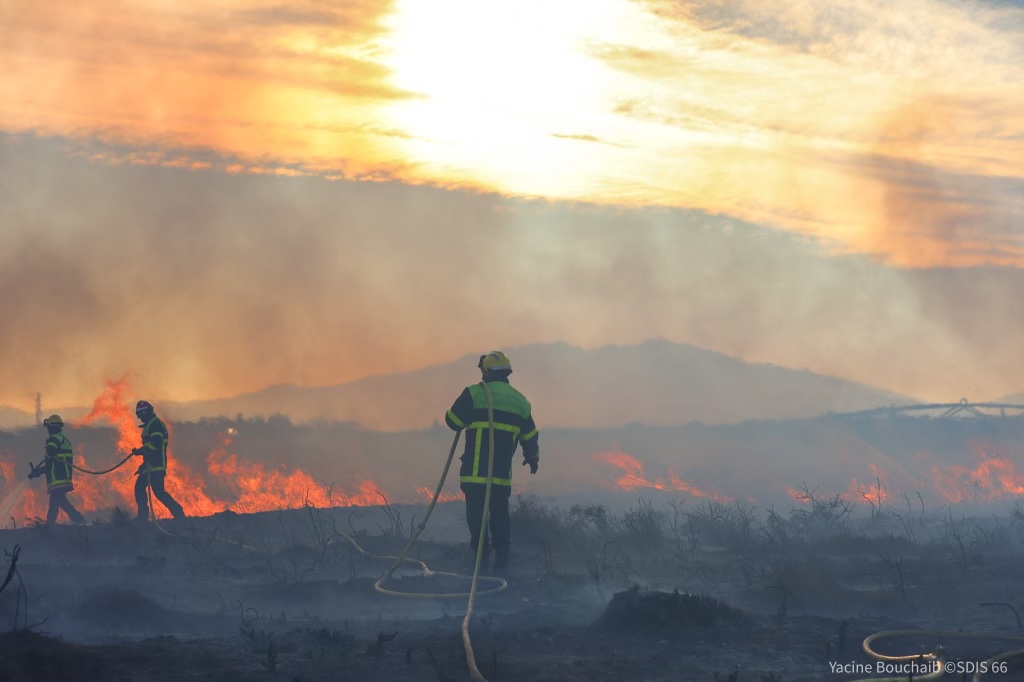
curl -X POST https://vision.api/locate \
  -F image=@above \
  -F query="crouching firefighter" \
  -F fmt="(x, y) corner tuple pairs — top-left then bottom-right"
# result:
(445, 350), (540, 578)
(27, 414), (86, 526)
(131, 400), (186, 522)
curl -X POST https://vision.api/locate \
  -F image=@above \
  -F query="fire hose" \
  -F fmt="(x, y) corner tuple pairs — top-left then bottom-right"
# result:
(851, 629), (1024, 682)
(334, 379), (506, 682)
(71, 453), (136, 476)
(26, 388), (505, 679)
(462, 378), (499, 681)
(69, 451), (175, 534)
(24, 453), (139, 525)
(70, 453), (175, 536)
(29, 416), (1024, 682)
(27, 451), (135, 480)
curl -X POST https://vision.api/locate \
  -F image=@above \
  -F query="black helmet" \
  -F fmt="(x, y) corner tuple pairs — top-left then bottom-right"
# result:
(136, 400), (155, 418)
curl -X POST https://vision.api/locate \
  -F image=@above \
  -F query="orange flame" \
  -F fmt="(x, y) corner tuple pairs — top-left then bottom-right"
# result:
(68, 378), (222, 517)
(784, 485), (804, 501)
(930, 446), (1024, 504)
(416, 486), (461, 503)
(76, 376), (140, 453)
(594, 451), (730, 502)
(0, 455), (43, 526)
(207, 433), (382, 512)
(848, 464), (890, 506)
(10, 378), (514, 522)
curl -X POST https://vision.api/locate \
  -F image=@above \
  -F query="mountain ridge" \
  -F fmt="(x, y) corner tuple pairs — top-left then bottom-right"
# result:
(0, 340), (921, 431)
(157, 339), (918, 429)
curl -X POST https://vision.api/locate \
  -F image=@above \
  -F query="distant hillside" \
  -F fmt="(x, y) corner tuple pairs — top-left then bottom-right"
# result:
(0, 406), (34, 430)
(993, 391), (1024, 404)
(157, 340), (917, 429)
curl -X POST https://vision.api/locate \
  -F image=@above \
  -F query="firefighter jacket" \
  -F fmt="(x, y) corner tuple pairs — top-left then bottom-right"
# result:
(445, 378), (539, 487)
(43, 431), (74, 493)
(138, 415), (170, 472)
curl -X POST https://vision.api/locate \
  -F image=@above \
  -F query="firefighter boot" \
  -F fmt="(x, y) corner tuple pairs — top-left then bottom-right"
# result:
(465, 546), (491, 574)
(493, 547), (510, 579)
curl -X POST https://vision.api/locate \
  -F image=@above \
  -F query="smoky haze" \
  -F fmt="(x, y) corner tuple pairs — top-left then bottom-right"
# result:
(4, 135), (1024, 411)
(3, 410), (1020, 522)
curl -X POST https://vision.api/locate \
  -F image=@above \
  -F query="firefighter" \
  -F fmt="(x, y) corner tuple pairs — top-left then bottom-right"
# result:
(131, 400), (186, 521)
(445, 350), (539, 577)
(27, 414), (86, 526)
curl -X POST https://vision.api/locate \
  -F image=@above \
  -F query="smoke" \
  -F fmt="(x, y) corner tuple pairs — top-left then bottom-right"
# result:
(0, 134), (513, 405)
(4, 132), (1024, 408)
(1, 0), (1021, 411)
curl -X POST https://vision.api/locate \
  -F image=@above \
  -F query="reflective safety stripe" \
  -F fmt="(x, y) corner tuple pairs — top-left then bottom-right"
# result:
(468, 421), (520, 479)
(47, 434), (74, 489)
(47, 470), (72, 489)
(467, 421), (520, 435)
(459, 475), (512, 487)
(459, 382), (533, 485)
(141, 417), (169, 471)
(446, 409), (465, 428)
(520, 428), (538, 441)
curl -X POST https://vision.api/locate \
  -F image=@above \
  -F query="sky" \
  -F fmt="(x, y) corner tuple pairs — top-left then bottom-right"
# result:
(1, 0), (1024, 410)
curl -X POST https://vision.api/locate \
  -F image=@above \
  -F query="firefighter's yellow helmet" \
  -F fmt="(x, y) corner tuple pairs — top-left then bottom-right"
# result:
(43, 414), (64, 429)
(479, 350), (512, 373)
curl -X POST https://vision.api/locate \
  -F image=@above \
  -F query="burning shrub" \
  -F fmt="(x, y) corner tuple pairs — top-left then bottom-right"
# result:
(787, 484), (855, 538)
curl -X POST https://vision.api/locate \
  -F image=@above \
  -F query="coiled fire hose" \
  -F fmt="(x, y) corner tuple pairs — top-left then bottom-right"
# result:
(367, 424), (507, 599)
(334, 380), (504, 681)
(51, 388), (505, 679)
(852, 629), (1024, 682)
(44, 415), (1024, 682)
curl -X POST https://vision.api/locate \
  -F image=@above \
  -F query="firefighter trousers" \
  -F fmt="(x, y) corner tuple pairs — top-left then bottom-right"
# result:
(461, 483), (512, 555)
(135, 469), (185, 520)
(46, 489), (85, 525)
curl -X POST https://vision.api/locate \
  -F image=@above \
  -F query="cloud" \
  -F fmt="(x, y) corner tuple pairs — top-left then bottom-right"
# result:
(587, 1), (1024, 264)
(643, 0), (1023, 71)
(0, 0), (410, 175)
(549, 132), (625, 147)
(3, 0), (1023, 267)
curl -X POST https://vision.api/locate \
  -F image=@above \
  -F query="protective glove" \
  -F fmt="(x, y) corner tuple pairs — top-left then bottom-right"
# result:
(131, 448), (143, 457)
(27, 465), (41, 480)
(523, 459), (538, 475)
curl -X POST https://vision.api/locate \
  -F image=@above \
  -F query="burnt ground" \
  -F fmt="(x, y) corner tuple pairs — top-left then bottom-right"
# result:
(2, 498), (1024, 681)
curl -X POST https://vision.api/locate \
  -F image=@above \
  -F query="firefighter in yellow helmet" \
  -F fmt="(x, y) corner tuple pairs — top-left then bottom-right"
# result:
(444, 350), (539, 577)
(130, 400), (186, 521)
(27, 414), (86, 525)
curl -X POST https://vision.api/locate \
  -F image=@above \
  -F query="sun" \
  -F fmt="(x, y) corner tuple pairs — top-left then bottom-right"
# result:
(377, 0), (649, 195)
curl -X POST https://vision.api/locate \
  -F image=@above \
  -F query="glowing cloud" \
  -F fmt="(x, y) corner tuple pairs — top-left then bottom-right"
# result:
(2, 0), (1022, 264)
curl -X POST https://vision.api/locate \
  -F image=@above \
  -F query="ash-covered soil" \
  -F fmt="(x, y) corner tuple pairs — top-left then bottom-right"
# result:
(3, 499), (1024, 681)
